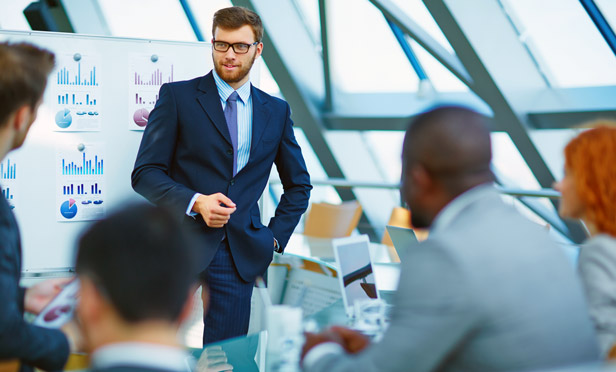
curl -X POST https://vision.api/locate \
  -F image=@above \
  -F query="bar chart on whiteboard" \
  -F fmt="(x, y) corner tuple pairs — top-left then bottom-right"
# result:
(55, 143), (106, 222)
(50, 53), (103, 132)
(128, 54), (175, 130)
(0, 157), (17, 210)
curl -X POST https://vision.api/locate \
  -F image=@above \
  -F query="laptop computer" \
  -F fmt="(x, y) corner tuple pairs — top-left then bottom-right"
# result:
(386, 225), (418, 262)
(332, 235), (380, 318)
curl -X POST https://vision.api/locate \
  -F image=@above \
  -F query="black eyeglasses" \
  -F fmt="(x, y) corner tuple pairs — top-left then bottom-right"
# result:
(212, 40), (259, 54)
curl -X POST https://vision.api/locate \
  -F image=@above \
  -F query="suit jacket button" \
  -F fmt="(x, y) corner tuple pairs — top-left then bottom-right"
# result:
(230, 180), (235, 185)
(227, 149), (233, 155)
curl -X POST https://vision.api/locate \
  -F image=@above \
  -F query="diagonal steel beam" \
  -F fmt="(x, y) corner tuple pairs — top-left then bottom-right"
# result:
(369, 0), (473, 87)
(318, 0), (333, 112)
(423, 0), (587, 243)
(231, 0), (377, 239)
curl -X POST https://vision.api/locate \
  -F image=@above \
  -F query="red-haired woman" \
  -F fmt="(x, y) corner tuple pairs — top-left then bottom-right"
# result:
(554, 123), (616, 356)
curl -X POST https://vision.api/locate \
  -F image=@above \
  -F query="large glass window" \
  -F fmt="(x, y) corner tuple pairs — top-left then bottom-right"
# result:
(98, 0), (196, 41)
(501, 0), (616, 87)
(327, 0), (419, 93)
(0, 0), (32, 31)
(185, 0), (232, 41)
(391, 0), (454, 53)
(325, 130), (402, 238)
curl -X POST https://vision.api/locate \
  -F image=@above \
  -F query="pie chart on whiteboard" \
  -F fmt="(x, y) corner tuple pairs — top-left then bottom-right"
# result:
(60, 198), (78, 219)
(133, 108), (149, 127)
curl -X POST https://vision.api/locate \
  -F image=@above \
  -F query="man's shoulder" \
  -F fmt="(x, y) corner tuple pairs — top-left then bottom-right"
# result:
(165, 75), (207, 90)
(251, 85), (288, 107)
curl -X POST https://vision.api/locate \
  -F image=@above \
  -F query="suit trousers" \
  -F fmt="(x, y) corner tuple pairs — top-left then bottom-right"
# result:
(199, 238), (254, 345)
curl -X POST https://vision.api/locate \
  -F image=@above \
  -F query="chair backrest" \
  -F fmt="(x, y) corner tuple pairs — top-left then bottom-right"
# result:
(303, 201), (362, 238)
(0, 360), (18, 372)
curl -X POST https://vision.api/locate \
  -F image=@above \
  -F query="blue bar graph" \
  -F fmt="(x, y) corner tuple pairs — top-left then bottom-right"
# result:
(63, 183), (101, 195)
(57, 93), (97, 106)
(1, 159), (16, 180)
(56, 63), (98, 86)
(2, 187), (14, 200)
(61, 153), (104, 176)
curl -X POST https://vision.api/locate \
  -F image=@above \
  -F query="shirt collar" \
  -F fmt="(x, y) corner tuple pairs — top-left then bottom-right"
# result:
(91, 342), (194, 372)
(430, 183), (496, 235)
(212, 69), (251, 104)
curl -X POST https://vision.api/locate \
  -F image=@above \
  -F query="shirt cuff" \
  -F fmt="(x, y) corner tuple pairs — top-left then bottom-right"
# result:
(302, 342), (344, 370)
(186, 193), (201, 217)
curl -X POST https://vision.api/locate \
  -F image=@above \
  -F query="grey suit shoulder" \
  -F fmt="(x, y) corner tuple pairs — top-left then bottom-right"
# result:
(578, 234), (616, 355)
(306, 186), (599, 372)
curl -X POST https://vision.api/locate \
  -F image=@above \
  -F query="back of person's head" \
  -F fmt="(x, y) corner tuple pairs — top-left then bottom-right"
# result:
(212, 6), (263, 42)
(564, 122), (616, 237)
(0, 42), (55, 127)
(75, 203), (199, 323)
(402, 105), (494, 197)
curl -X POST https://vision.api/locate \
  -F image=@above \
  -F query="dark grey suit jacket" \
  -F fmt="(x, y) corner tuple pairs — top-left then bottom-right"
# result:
(306, 185), (600, 372)
(0, 189), (69, 372)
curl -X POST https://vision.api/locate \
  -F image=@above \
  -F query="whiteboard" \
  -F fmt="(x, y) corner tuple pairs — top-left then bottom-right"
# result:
(0, 30), (216, 271)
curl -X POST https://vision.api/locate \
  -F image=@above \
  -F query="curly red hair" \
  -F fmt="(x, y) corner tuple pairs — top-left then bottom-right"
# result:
(565, 122), (616, 237)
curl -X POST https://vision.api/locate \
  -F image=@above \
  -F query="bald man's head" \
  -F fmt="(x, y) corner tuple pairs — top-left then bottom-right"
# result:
(401, 106), (495, 227)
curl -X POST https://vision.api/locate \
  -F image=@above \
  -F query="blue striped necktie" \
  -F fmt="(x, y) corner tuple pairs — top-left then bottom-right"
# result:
(224, 91), (239, 176)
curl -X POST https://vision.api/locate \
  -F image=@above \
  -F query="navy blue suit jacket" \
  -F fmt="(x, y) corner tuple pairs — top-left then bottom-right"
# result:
(0, 190), (69, 372)
(132, 72), (311, 281)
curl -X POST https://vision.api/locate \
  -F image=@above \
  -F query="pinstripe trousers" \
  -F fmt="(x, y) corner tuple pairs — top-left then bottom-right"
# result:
(199, 238), (254, 345)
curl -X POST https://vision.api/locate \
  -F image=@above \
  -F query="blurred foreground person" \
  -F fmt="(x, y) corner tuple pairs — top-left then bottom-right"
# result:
(76, 204), (200, 372)
(302, 106), (600, 372)
(0, 41), (78, 372)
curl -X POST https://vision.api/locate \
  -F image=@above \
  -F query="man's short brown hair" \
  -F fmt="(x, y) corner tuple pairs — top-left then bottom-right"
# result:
(0, 42), (55, 127)
(212, 6), (263, 43)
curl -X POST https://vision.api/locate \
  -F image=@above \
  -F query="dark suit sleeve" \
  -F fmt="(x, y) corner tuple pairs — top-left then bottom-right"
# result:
(0, 231), (69, 370)
(268, 103), (312, 250)
(132, 83), (197, 217)
(305, 241), (478, 372)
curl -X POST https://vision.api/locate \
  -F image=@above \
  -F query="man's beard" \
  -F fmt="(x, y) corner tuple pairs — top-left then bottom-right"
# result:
(214, 52), (257, 85)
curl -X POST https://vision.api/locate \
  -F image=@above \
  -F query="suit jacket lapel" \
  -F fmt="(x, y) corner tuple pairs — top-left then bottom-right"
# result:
(250, 86), (272, 155)
(196, 72), (232, 145)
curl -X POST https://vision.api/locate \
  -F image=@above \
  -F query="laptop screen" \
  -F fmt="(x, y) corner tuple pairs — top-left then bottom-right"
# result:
(333, 235), (379, 317)
(385, 225), (418, 262)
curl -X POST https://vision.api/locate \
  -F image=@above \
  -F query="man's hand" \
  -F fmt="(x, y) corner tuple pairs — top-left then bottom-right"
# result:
(193, 193), (236, 228)
(24, 277), (73, 315)
(301, 327), (371, 362)
(329, 326), (370, 353)
(302, 331), (342, 362)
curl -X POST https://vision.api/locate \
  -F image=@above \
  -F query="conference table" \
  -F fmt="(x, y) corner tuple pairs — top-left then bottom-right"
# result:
(278, 233), (402, 294)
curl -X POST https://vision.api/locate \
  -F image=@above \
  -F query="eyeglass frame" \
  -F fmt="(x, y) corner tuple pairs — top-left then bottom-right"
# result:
(212, 40), (260, 54)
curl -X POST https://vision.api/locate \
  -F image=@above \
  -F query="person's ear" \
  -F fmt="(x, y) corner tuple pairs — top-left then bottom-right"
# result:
(12, 105), (31, 132)
(77, 277), (105, 325)
(411, 164), (432, 192)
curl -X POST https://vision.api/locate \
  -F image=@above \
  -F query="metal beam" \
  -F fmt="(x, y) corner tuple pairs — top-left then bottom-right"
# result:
(369, 0), (473, 87)
(179, 0), (205, 41)
(580, 0), (616, 56)
(231, 0), (377, 239)
(424, 0), (587, 243)
(318, 0), (333, 111)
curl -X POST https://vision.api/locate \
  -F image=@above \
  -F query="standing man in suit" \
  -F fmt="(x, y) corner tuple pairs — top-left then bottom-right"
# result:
(302, 106), (600, 371)
(76, 204), (199, 372)
(132, 6), (311, 345)
(0, 42), (78, 372)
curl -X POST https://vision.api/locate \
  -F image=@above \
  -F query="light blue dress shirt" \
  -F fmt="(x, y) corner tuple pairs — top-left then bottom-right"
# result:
(186, 70), (253, 215)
